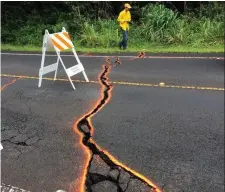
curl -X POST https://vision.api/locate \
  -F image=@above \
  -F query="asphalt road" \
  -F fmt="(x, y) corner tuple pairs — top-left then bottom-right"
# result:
(1, 52), (224, 192)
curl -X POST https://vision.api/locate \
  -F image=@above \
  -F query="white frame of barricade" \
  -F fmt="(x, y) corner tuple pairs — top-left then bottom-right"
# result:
(38, 27), (89, 90)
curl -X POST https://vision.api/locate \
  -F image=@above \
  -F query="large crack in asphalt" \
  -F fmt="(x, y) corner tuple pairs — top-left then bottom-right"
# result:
(75, 62), (161, 192)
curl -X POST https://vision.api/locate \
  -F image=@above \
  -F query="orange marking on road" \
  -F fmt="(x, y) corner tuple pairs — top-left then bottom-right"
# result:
(105, 57), (112, 66)
(113, 57), (122, 67)
(130, 51), (146, 60)
(0, 77), (22, 92)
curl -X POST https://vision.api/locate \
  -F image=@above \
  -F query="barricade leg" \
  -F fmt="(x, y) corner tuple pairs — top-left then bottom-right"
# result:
(82, 71), (89, 82)
(38, 32), (48, 88)
(38, 73), (43, 88)
(72, 47), (89, 83)
(57, 52), (76, 90)
(68, 77), (76, 90)
(54, 54), (60, 81)
(38, 50), (46, 87)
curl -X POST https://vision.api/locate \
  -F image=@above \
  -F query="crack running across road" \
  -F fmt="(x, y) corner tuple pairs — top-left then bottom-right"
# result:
(74, 63), (162, 192)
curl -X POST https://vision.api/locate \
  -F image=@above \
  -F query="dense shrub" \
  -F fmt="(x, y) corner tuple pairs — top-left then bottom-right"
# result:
(1, 2), (224, 48)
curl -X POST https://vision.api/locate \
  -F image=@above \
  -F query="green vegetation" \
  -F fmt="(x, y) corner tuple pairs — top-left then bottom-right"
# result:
(1, 2), (224, 53)
(2, 44), (224, 53)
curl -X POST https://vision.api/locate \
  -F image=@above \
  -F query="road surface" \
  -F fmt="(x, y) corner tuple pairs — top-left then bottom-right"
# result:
(1, 52), (224, 192)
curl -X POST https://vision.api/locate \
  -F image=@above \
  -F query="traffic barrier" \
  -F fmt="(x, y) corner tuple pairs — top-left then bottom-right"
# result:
(38, 27), (89, 90)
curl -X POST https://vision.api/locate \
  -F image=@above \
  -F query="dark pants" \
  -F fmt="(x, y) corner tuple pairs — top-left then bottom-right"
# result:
(119, 29), (128, 49)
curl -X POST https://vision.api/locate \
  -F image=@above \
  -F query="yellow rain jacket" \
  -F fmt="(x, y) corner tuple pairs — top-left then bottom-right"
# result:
(117, 10), (131, 31)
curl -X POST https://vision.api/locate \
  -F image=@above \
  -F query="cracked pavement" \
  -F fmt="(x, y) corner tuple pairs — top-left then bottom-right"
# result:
(1, 76), (101, 191)
(1, 52), (224, 192)
(76, 64), (158, 191)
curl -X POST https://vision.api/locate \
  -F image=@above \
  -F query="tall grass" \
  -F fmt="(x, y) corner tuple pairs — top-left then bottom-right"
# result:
(79, 20), (119, 47)
(77, 4), (224, 48)
(1, 4), (224, 49)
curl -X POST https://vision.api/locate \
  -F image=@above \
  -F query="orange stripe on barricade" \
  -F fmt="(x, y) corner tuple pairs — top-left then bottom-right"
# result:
(51, 38), (64, 51)
(63, 32), (71, 40)
(54, 34), (73, 49)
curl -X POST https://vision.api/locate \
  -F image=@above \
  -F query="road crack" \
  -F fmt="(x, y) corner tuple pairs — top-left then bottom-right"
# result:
(75, 63), (162, 192)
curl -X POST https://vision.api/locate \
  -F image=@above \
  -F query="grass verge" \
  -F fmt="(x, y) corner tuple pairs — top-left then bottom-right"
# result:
(1, 43), (224, 53)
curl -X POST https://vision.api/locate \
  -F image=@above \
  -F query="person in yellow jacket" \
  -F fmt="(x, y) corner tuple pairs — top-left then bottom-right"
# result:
(117, 3), (131, 50)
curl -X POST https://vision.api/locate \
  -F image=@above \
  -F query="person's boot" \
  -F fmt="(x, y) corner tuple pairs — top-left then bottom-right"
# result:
(118, 42), (123, 50)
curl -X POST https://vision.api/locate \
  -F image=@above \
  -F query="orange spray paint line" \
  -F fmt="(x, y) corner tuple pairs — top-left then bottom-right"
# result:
(0, 77), (22, 92)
